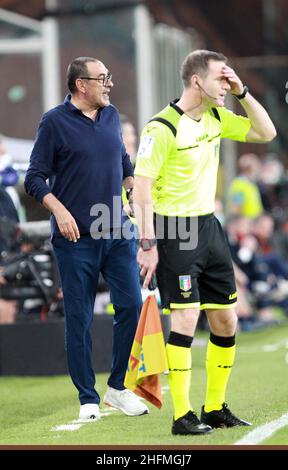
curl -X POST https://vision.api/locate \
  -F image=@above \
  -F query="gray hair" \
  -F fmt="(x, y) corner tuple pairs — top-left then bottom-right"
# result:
(67, 57), (100, 93)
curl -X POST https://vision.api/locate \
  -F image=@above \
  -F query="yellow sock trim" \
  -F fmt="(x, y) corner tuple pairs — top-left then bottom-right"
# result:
(204, 340), (236, 413)
(166, 343), (192, 420)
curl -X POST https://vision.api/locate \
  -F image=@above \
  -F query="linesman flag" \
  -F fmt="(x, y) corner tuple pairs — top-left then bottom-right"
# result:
(124, 294), (168, 409)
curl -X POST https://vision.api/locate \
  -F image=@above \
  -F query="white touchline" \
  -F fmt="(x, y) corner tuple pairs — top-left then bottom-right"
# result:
(51, 424), (84, 431)
(50, 407), (117, 432)
(234, 412), (288, 445)
(238, 340), (287, 354)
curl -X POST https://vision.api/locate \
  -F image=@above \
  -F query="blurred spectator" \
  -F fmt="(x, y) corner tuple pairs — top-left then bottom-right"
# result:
(0, 274), (17, 324)
(0, 134), (22, 216)
(0, 300), (17, 324)
(225, 215), (257, 326)
(0, 191), (19, 257)
(120, 115), (137, 221)
(120, 115), (138, 166)
(227, 213), (288, 324)
(0, 152), (20, 322)
(232, 262), (254, 324)
(260, 153), (288, 210)
(252, 214), (288, 313)
(273, 214), (288, 262)
(0, 220), (62, 323)
(0, 137), (20, 255)
(226, 215), (279, 327)
(252, 213), (288, 276)
(252, 213), (275, 255)
(208, 203), (276, 329)
(227, 153), (264, 218)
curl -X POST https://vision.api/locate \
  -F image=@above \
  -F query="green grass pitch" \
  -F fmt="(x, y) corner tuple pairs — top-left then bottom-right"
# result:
(1, 323), (288, 446)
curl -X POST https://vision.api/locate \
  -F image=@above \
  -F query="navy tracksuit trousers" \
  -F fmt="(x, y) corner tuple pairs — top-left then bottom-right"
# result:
(53, 234), (142, 405)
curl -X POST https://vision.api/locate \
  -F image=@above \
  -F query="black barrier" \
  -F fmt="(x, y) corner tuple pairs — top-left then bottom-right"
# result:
(0, 315), (170, 376)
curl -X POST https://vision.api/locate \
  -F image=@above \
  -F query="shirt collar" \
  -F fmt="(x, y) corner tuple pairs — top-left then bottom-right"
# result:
(169, 99), (184, 115)
(64, 94), (105, 118)
(64, 94), (81, 113)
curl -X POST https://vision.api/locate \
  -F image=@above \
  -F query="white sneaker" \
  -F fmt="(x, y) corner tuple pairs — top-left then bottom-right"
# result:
(103, 387), (149, 416)
(79, 403), (101, 421)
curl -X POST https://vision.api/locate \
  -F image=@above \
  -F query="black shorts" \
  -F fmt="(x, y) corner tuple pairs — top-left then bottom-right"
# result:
(155, 214), (237, 311)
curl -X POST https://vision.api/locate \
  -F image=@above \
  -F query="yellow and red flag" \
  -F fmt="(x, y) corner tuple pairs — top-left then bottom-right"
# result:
(124, 295), (168, 409)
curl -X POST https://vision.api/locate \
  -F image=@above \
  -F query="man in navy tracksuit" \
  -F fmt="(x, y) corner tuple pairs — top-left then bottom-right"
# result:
(24, 57), (148, 420)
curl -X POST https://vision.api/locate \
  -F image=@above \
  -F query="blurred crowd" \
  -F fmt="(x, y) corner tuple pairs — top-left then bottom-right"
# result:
(0, 134), (62, 324)
(222, 152), (288, 331)
(1, 123), (288, 331)
(0, 134), (21, 324)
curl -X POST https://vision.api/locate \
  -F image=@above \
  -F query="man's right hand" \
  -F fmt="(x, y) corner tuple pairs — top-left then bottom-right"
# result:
(137, 246), (159, 289)
(42, 193), (80, 242)
(54, 206), (80, 242)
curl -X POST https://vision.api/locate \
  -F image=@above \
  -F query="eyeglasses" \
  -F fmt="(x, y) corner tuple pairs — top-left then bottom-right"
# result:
(80, 72), (113, 86)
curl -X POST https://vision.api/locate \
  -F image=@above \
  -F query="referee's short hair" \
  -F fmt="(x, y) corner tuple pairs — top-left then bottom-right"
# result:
(181, 50), (227, 87)
(67, 57), (99, 94)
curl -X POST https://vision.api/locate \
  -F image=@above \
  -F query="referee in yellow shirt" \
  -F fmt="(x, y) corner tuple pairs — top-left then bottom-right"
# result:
(133, 50), (276, 435)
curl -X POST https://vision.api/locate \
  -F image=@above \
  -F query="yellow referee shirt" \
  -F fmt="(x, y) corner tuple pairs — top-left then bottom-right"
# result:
(135, 101), (251, 217)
